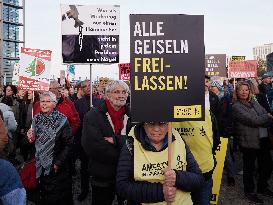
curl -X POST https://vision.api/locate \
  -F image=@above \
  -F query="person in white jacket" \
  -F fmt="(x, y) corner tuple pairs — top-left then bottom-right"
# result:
(0, 102), (17, 155)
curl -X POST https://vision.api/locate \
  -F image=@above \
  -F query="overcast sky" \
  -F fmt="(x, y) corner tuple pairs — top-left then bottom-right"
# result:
(25, 0), (273, 81)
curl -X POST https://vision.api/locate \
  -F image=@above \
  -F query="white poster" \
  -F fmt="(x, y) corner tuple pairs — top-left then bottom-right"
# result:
(61, 5), (120, 64)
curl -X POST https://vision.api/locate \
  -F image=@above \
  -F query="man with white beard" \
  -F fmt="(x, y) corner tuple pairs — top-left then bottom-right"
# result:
(82, 80), (132, 205)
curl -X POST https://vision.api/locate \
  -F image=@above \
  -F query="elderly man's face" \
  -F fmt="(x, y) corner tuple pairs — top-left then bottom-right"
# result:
(49, 83), (62, 98)
(107, 85), (128, 109)
(61, 89), (69, 97)
(69, 87), (75, 95)
(263, 77), (272, 85)
(40, 95), (56, 115)
(210, 86), (220, 96)
(81, 81), (91, 96)
(144, 122), (168, 146)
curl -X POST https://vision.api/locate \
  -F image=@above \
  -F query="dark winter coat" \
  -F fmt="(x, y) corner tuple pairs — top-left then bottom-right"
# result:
(116, 124), (204, 205)
(74, 95), (104, 123)
(81, 101), (131, 186)
(218, 93), (233, 138)
(209, 91), (221, 119)
(257, 83), (273, 114)
(209, 91), (221, 154)
(232, 99), (273, 149)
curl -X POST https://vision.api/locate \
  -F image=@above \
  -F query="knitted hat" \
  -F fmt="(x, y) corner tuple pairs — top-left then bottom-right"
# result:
(211, 80), (223, 91)
(261, 73), (271, 80)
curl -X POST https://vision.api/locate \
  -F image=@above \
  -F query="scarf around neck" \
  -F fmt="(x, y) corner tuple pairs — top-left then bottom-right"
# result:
(105, 100), (126, 135)
(34, 109), (67, 178)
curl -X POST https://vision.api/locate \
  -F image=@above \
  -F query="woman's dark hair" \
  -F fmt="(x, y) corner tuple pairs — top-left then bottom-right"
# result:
(3, 85), (17, 96)
(1, 96), (13, 107)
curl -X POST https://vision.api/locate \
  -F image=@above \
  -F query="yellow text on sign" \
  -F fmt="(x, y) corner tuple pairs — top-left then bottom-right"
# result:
(174, 105), (202, 119)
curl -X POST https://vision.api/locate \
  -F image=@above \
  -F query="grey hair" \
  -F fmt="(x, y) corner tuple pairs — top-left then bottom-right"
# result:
(105, 80), (130, 94)
(80, 79), (90, 87)
(50, 80), (60, 87)
(39, 91), (57, 103)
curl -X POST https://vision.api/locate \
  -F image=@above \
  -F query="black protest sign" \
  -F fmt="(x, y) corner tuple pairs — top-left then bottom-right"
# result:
(205, 54), (227, 77)
(130, 14), (204, 122)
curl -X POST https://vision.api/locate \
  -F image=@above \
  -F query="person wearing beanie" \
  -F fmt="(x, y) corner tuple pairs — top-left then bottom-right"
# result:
(211, 80), (224, 100)
(258, 73), (273, 114)
(261, 73), (271, 81)
(210, 80), (235, 186)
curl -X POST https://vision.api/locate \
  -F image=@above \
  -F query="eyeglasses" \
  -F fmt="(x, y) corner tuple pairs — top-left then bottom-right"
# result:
(144, 122), (168, 128)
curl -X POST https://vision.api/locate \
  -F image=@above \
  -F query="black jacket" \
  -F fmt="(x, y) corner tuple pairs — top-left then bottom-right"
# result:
(257, 83), (273, 114)
(209, 91), (221, 155)
(81, 102), (131, 185)
(74, 96), (91, 124)
(52, 119), (73, 169)
(116, 124), (204, 205)
(74, 95), (104, 123)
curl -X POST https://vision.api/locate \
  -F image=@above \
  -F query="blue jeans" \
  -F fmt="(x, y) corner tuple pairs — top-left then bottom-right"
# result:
(191, 178), (213, 205)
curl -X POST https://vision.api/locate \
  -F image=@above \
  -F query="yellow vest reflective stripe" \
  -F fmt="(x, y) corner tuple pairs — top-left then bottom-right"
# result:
(132, 129), (192, 205)
(173, 109), (214, 173)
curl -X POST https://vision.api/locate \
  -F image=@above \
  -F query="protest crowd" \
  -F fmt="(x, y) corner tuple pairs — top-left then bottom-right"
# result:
(0, 4), (273, 205)
(0, 74), (273, 205)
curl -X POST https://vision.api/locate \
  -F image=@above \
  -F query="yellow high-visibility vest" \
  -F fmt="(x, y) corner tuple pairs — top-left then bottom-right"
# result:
(131, 129), (192, 205)
(173, 109), (214, 173)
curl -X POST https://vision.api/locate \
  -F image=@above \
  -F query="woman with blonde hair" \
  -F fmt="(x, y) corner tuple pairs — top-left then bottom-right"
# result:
(232, 81), (273, 204)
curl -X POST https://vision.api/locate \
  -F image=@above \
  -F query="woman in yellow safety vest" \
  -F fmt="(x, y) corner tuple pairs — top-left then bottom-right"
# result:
(116, 122), (204, 205)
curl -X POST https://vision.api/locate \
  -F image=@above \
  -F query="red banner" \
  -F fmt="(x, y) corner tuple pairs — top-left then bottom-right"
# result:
(21, 48), (52, 61)
(18, 76), (50, 91)
(228, 60), (257, 78)
(118, 63), (130, 80)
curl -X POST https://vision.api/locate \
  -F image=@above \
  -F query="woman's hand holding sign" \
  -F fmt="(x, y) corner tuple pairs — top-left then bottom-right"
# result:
(27, 128), (35, 143)
(163, 168), (176, 186)
(163, 168), (177, 202)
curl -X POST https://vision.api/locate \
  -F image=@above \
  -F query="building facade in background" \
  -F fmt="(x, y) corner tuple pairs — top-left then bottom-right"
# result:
(0, 0), (24, 84)
(253, 43), (273, 60)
